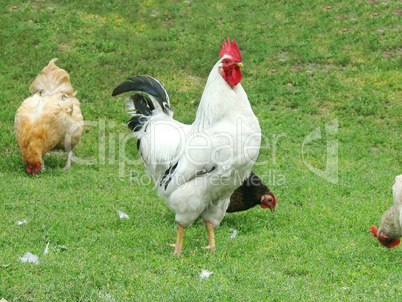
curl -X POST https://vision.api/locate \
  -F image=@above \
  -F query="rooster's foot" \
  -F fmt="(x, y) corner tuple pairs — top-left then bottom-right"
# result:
(204, 221), (215, 252)
(202, 244), (216, 252)
(168, 224), (184, 257)
(168, 243), (182, 256)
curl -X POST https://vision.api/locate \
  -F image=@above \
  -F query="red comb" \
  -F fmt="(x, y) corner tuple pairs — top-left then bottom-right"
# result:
(220, 37), (242, 62)
(369, 225), (378, 238)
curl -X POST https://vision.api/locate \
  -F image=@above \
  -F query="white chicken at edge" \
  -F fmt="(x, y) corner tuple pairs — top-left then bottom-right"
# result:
(370, 174), (402, 248)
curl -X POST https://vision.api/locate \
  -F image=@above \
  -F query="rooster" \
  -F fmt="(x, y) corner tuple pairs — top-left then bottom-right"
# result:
(227, 172), (277, 213)
(14, 58), (84, 175)
(113, 38), (261, 256)
(370, 174), (402, 248)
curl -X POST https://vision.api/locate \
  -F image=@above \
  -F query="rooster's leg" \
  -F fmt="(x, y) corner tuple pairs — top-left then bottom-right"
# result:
(203, 221), (215, 251)
(168, 224), (184, 256)
(64, 150), (72, 170)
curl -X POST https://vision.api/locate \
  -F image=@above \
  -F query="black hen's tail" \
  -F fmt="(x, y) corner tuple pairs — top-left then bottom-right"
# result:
(112, 75), (172, 132)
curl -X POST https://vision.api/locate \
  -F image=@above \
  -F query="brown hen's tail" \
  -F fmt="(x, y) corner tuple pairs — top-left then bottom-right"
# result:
(29, 58), (74, 96)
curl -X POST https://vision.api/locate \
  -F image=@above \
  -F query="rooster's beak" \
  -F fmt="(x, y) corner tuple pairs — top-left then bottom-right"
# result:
(237, 62), (243, 68)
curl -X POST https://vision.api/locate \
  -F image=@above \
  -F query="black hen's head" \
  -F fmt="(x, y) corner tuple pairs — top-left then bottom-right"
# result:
(227, 172), (277, 213)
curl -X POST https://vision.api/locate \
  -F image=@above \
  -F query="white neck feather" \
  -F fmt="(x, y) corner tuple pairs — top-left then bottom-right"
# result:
(192, 59), (249, 130)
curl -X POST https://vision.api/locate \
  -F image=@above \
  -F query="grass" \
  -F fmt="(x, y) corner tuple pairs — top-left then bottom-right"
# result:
(0, 0), (401, 301)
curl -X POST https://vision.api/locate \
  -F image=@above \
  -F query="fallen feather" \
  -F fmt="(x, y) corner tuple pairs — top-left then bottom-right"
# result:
(1, 264), (10, 268)
(98, 290), (115, 301)
(229, 228), (238, 239)
(199, 269), (213, 280)
(56, 245), (68, 252)
(15, 219), (28, 225)
(117, 210), (129, 219)
(19, 252), (39, 264)
(1, 298), (10, 302)
(43, 242), (50, 255)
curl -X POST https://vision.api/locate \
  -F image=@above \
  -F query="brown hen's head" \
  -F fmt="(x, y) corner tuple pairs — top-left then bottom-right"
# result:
(261, 194), (277, 213)
(219, 37), (243, 88)
(370, 225), (401, 248)
(26, 162), (41, 175)
(25, 140), (44, 175)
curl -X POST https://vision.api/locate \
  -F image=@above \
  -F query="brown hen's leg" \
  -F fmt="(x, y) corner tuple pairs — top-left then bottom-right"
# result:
(203, 221), (215, 251)
(64, 150), (72, 170)
(41, 156), (45, 171)
(168, 224), (184, 256)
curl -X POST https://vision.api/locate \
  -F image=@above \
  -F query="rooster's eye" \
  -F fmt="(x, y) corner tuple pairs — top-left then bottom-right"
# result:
(225, 60), (229, 64)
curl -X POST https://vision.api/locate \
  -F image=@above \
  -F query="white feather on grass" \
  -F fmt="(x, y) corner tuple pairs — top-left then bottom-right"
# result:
(229, 228), (238, 239)
(117, 210), (129, 219)
(43, 242), (50, 255)
(19, 252), (39, 264)
(15, 219), (28, 225)
(199, 269), (213, 280)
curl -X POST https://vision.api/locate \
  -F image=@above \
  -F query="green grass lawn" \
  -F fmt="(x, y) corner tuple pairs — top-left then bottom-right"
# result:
(1, 0), (401, 301)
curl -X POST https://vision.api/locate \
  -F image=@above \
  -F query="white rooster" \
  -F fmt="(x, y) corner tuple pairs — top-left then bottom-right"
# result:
(112, 38), (261, 256)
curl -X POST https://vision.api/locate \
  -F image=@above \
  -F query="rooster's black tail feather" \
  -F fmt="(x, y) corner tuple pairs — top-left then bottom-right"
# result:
(112, 75), (170, 114)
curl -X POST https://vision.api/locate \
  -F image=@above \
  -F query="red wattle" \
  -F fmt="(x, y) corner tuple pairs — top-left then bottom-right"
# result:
(389, 238), (401, 248)
(227, 67), (242, 87)
(260, 204), (268, 209)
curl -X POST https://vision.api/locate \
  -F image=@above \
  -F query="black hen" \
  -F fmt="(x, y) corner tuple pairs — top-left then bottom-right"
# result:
(227, 172), (277, 213)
